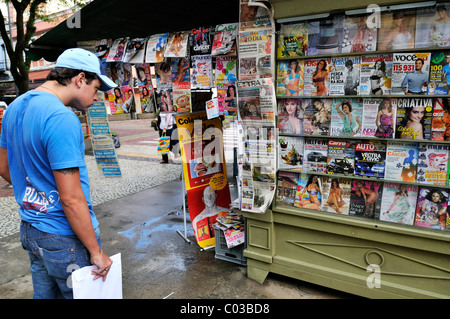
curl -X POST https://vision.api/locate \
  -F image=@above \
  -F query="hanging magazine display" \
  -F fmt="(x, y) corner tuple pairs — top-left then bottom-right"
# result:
(211, 23), (238, 56)
(190, 26), (212, 56)
(238, 78), (277, 213)
(164, 31), (190, 58)
(106, 38), (128, 62)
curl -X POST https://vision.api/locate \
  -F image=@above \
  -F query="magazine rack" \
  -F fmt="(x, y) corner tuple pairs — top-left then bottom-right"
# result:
(243, 2), (450, 299)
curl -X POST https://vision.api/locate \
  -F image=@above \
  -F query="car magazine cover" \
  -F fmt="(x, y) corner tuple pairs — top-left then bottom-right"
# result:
(145, 33), (169, 63)
(414, 187), (449, 230)
(307, 16), (344, 56)
(276, 171), (299, 207)
(395, 97), (433, 140)
(277, 98), (304, 135)
(303, 138), (328, 173)
(354, 140), (386, 178)
(361, 98), (397, 138)
(326, 140), (355, 176)
(417, 143), (450, 186)
(303, 98), (332, 136)
(380, 183), (418, 225)
(294, 174), (323, 211)
(189, 26), (212, 56)
(277, 22), (308, 58)
(276, 60), (304, 97)
(321, 177), (351, 215)
(415, 3), (450, 48)
(431, 97), (450, 140)
(359, 54), (393, 96)
(329, 98), (363, 137)
(303, 58), (331, 96)
(384, 141), (419, 182)
(329, 57), (361, 96)
(278, 136), (304, 172)
(429, 50), (450, 95)
(349, 179), (383, 219)
(341, 14), (377, 53)
(391, 52), (431, 95)
(211, 23), (238, 56)
(377, 10), (416, 51)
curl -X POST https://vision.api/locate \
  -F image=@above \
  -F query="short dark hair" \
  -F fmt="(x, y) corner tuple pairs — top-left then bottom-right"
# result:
(47, 67), (99, 86)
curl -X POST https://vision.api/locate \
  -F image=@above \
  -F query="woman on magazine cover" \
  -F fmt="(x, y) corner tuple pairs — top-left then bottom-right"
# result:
(370, 59), (387, 95)
(354, 181), (379, 218)
(324, 179), (345, 214)
(375, 99), (395, 138)
(417, 189), (448, 229)
(398, 106), (425, 140)
(279, 99), (303, 134)
(298, 175), (322, 210)
(285, 60), (303, 96)
(382, 184), (411, 223)
(335, 100), (361, 135)
(379, 12), (412, 50)
(312, 59), (329, 96)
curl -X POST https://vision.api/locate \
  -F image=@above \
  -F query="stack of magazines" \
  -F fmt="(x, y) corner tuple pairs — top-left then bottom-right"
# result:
(214, 209), (245, 249)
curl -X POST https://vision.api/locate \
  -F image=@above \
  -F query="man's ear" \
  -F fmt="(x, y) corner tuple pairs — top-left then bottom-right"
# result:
(74, 72), (86, 88)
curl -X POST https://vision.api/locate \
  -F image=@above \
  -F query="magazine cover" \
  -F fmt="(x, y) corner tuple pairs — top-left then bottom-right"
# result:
(361, 98), (397, 138)
(164, 31), (190, 58)
(384, 141), (419, 182)
(215, 56), (237, 85)
(326, 140), (355, 175)
(278, 136), (304, 172)
(123, 38), (146, 63)
(329, 98), (363, 137)
(145, 33), (169, 63)
(191, 55), (212, 89)
(138, 85), (154, 113)
(359, 54), (393, 95)
(303, 138), (328, 173)
(211, 23), (238, 56)
(414, 187), (449, 230)
(303, 58), (331, 96)
(417, 143), (450, 186)
(431, 97), (450, 140)
(321, 177), (351, 215)
(135, 64), (152, 87)
(190, 26), (212, 56)
(94, 39), (111, 61)
(380, 183), (418, 225)
(341, 15), (377, 53)
(429, 50), (450, 95)
(171, 57), (190, 84)
(415, 3), (450, 48)
(276, 171), (299, 206)
(349, 179), (383, 219)
(392, 52), (431, 95)
(307, 16), (344, 56)
(106, 38), (128, 62)
(329, 56), (361, 95)
(277, 22), (308, 58)
(217, 83), (237, 115)
(377, 10), (416, 51)
(172, 82), (191, 113)
(354, 140), (386, 178)
(276, 59), (304, 96)
(395, 97), (433, 140)
(303, 98), (332, 136)
(294, 174), (323, 211)
(276, 98), (304, 135)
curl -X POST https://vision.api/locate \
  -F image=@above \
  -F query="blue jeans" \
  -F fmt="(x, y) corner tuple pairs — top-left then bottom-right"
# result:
(20, 220), (101, 299)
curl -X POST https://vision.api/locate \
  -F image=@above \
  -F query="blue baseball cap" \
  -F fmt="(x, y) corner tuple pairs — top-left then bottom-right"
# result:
(55, 48), (117, 91)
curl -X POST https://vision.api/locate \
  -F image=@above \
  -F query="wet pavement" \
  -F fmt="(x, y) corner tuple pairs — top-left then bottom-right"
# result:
(0, 118), (356, 301)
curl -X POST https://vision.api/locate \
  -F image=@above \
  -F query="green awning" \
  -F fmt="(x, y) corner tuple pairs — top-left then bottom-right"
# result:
(29, 0), (239, 61)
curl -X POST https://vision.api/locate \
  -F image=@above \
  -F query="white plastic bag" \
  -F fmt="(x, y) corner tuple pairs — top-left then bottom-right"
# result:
(72, 253), (122, 299)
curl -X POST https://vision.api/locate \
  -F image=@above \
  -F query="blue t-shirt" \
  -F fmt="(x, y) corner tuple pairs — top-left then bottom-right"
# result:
(0, 90), (98, 235)
(443, 64), (450, 84)
(401, 70), (428, 93)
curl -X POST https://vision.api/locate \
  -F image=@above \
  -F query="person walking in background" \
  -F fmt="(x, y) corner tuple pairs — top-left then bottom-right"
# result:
(0, 48), (114, 299)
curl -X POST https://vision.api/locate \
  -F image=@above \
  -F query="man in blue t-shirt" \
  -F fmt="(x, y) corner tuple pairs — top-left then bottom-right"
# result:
(442, 55), (450, 94)
(401, 58), (428, 94)
(0, 48), (116, 299)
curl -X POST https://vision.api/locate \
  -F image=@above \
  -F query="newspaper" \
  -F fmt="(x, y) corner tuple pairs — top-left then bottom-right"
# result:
(239, 0), (274, 31)
(238, 78), (277, 213)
